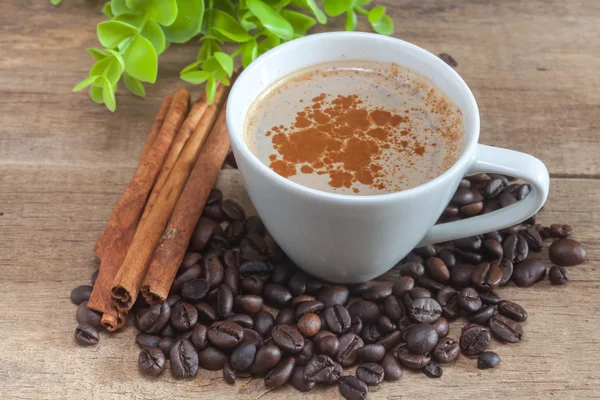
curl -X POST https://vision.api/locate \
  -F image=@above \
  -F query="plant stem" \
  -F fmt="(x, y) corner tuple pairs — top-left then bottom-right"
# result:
(354, 5), (369, 16)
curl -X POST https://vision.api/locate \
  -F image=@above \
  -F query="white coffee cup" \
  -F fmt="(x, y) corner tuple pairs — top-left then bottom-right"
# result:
(227, 32), (549, 284)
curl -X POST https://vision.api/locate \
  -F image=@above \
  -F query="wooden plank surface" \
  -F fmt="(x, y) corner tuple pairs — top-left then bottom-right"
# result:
(1, 1), (599, 399)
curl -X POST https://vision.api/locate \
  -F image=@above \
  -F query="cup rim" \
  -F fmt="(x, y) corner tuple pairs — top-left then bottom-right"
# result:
(227, 32), (480, 204)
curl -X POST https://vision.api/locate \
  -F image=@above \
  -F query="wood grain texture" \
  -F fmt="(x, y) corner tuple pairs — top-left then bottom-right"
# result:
(1, 0), (599, 399)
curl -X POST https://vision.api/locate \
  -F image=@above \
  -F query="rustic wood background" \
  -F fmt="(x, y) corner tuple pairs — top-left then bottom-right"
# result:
(1, 1), (599, 399)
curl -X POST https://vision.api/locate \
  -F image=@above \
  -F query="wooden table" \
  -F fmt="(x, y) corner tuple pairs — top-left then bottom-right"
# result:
(1, 1), (599, 399)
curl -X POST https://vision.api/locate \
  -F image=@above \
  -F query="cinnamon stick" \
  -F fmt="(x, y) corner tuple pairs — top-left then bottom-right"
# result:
(94, 95), (173, 258)
(140, 95), (209, 220)
(111, 85), (228, 312)
(87, 89), (190, 331)
(141, 104), (232, 305)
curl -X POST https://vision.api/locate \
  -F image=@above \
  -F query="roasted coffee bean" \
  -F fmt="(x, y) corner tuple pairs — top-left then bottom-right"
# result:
(158, 337), (175, 356)
(535, 224), (553, 239)
(392, 276), (415, 297)
(306, 277), (329, 294)
(251, 344), (282, 375)
(432, 316), (449, 338)
(399, 262), (426, 278)
(472, 262), (502, 290)
(198, 345), (228, 370)
(350, 282), (370, 296)
(290, 366), (316, 392)
(181, 277), (210, 303)
(407, 297), (442, 324)
(357, 344), (386, 363)
(243, 215), (264, 236)
(319, 336), (340, 357)
(479, 290), (501, 305)
(165, 295), (181, 308)
(377, 316), (396, 334)
(241, 328), (262, 346)
(437, 287), (460, 320)
(261, 284), (291, 308)
(230, 342), (257, 371)
(317, 285), (349, 307)
(71, 285), (92, 305)
(190, 218), (217, 251)
(223, 362), (236, 384)
(414, 244), (437, 258)
(170, 302), (198, 331)
(356, 363), (384, 386)
(478, 351), (501, 369)
(362, 284), (392, 301)
(288, 273), (308, 296)
(455, 236), (482, 252)
(458, 287), (481, 313)
(361, 324), (381, 344)
(469, 305), (495, 325)
(240, 276), (265, 294)
(76, 301), (102, 329)
(381, 352), (403, 381)
(210, 232), (232, 252)
(451, 264), (474, 288)
(409, 287), (432, 299)
(176, 330), (193, 341)
(138, 346), (166, 376)
(426, 257), (450, 282)
(292, 294), (316, 307)
(190, 324), (208, 350)
(482, 239), (503, 260)
(296, 339), (316, 366)
(337, 333), (364, 367)
(234, 295), (263, 315)
(298, 313), (321, 337)
(349, 316), (363, 335)
(265, 357), (295, 388)
(437, 250), (456, 269)
(521, 226), (543, 251)
(443, 204), (459, 218)
(270, 264), (293, 286)
(215, 284), (233, 319)
(396, 344), (431, 369)
(422, 360), (443, 378)
(503, 234), (528, 263)
(90, 269), (99, 286)
(253, 310), (275, 338)
(238, 260), (270, 279)
(405, 323), (438, 354)
(451, 187), (475, 205)
(432, 337), (460, 363)
(271, 324), (304, 353)
(498, 300), (528, 322)
(170, 339), (198, 378)
(206, 188), (222, 205)
(455, 248), (482, 264)
(515, 183), (530, 200)
(181, 252), (202, 269)
(221, 199), (245, 221)
(383, 295), (405, 320)
(208, 321), (244, 349)
(202, 257), (224, 288)
(322, 305), (351, 335)
(172, 265), (202, 294)
(404, 252), (424, 264)
(468, 173), (491, 185)
(304, 355), (342, 384)
(499, 191), (518, 208)
(194, 302), (216, 324)
(484, 178), (505, 198)
(224, 220), (245, 245)
(415, 277), (445, 293)
(339, 375), (368, 400)
(348, 300), (381, 324)
(239, 233), (267, 258)
(273, 308), (294, 325)
(549, 238), (587, 266)
(226, 313), (253, 329)
(550, 224), (573, 239)
(74, 324), (99, 346)
(460, 201), (483, 216)
(203, 203), (224, 221)
(312, 330), (336, 344)
(501, 224), (527, 237)
(489, 314), (523, 343)
(459, 324), (490, 356)
(296, 300), (325, 321)
(512, 259), (547, 287)
(159, 324), (176, 338)
(136, 333), (161, 348)
(484, 231), (503, 243)
(549, 266), (569, 285)
(498, 259), (514, 285)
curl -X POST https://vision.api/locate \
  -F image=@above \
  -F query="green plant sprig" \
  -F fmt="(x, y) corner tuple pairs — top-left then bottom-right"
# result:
(70, 0), (395, 112)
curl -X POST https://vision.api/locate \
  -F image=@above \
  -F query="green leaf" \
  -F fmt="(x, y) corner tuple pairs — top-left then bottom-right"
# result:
(206, 76), (217, 103)
(239, 10), (259, 31)
(90, 57), (112, 76)
(114, 13), (145, 28)
(101, 77), (116, 112)
(257, 32), (280, 54)
(51, 0), (62, 5)
(89, 86), (104, 104)
(88, 47), (109, 61)
(104, 56), (124, 85)
(197, 39), (221, 61)
(123, 34), (158, 82)
(213, 52), (234, 76)
(123, 72), (146, 97)
(180, 70), (212, 84)
(105, 49), (125, 69)
(241, 39), (258, 67)
(162, 0), (204, 43)
(281, 10), (316, 35)
(97, 20), (138, 48)
(73, 76), (99, 92)
(213, 70), (230, 86)
(345, 10), (357, 31)
(290, 0), (326, 24)
(126, 0), (178, 26)
(141, 19), (166, 54)
(209, 9), (252, 42)
(181, 60), (203, 74)
(102, 2), (114, 17)
(202, 56), (224, 75)
(371, 14), (394, 35)
(356, 0), (372, 5)
(111, 0), (137, 15)
(246, 0), (294, 40)
(367, 6), (385, 24)
(214, 0), (236, 15)
(323, 0), (356, 17)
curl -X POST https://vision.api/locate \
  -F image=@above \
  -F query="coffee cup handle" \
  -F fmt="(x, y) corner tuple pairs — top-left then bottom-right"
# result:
(418, 144), (550, 246)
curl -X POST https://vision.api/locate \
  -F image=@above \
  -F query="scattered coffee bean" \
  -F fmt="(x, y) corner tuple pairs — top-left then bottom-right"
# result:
(396, 344), (431, 369)
(498, 300), (528, 322)
(265, 357), (295, 388)
(381, 352), (403, 381)
(549, 238), (587, 266)
(253, 310), (275, 338)
(337, 333), (364, 367)
(399, 262), (425, 278)
(550, 224), (572, 239)
(74, 323), (99, 346)
(90, 269), (99, 286)
(198, 345), (229, 370)
(362, 284), (392, 301)
(521, 226), (543, 251)
(348, 300), (381, 324)
(234, 294), (263, 315)
(377, 315), (396, 334)
(221, 199), (245, 221)
(407, 297), (442, 324)
(458, 287), (482, 313)
(208, 321), (244, 349)
(319, 335), (340, 357)
(357, 344), (386, 363)
(339, 375), (368, 400)
(472, 261), (502, 290)
(159, 337), (175, 356)
(512, 259), (547, 287)
(503, 234), (529, 264)
(170, 302), (198, 331)
(432, 337), (460, 363)
(479, 290), (502, 305)
(138, 346), (166, 376)
(296, 300), (325, 319)
(432, 316), (449, 338)
(226, 313), (253, 328)
(304, 355), (342, 384)
(230, 341), (257, 371)
(170, 339), (198, 378)
(405, 323), (438, 354)
(460, 324), (490, 356)
(489, 314), (524, 343)
(71, 285), (92, 305)
(422, 360), (443, 378)
(272, 324), (304, 353)
(290, 366), (316, 392)
(469, 305), (495, 325)
(392, 276), (415, 297)
(276, 307), (295, 325)
(136, 332), (161, 348)
(76, 301), (102, 329)
(478, 351), (501, 369)
(298, 313), (321, 337)
(223, 362), (236, 384)
(451, 264), (474, 288)
(356, 363), (384, 386)
(361, 323), (381, 344)
(549, 265), (568, 285)
(251, 344), (282, 375)
(317, 285), (349, 307)
(181, 278), (210, 302)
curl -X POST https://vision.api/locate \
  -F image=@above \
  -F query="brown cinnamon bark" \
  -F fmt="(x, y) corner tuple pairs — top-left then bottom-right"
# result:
(141, 102), (232, 305)
(110, 85), (228, 312)
(87, 90), (190, 331)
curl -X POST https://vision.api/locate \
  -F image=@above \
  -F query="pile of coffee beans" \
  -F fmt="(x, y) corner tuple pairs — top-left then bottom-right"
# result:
(71, 173), (587, 399)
